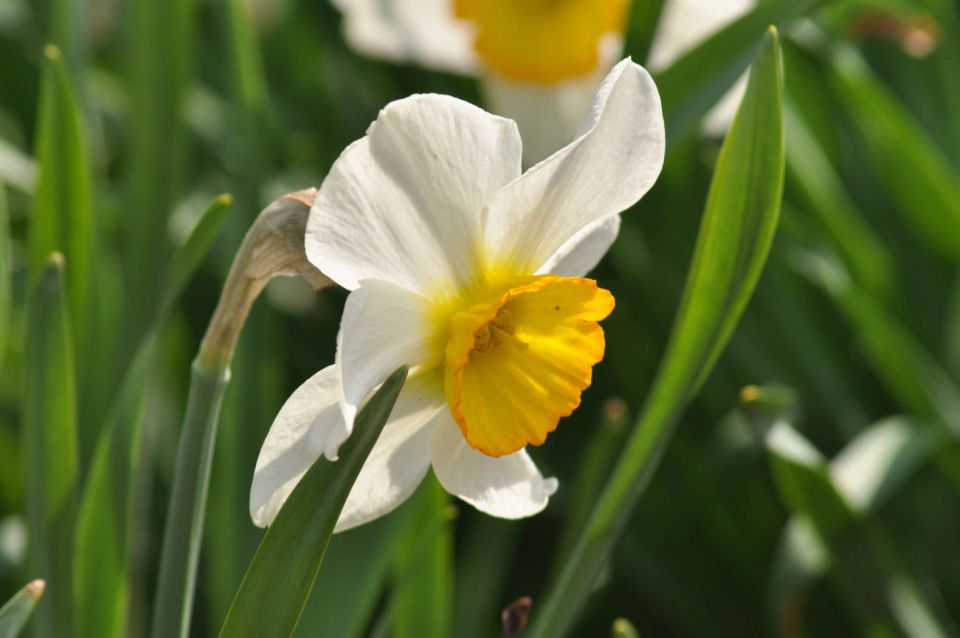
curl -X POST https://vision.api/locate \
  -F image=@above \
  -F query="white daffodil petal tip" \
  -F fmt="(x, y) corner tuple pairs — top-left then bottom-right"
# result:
(250, 366), (348, 527)
(482, 58), (665, 275)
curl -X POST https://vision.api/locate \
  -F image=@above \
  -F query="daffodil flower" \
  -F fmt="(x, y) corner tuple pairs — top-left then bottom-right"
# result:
(648, 0), (756, 135)
(331, 0), (630, 164)
(250, 59), (664, 532)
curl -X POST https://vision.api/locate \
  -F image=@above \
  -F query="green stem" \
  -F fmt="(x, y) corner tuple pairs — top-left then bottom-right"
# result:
(150, 359), (230, 638)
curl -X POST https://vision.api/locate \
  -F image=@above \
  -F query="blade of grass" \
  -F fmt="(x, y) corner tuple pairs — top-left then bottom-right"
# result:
(784, 100), (894, 300)
(789, 245), (960, 432)
(526, 28), (785, 637)
(294, 514), (403, 638)
(73, 195), (232, 638)
(829, 45), (960, 259)
(765, 419), (957, 636)
(655, 0), (814, 148)
(22, 254), (78, 638)
(0, 580), (46, 638)
(124, 0), (197, 340)
(0, 185), (9, 369)
(27, 45), (93, 356)
(218, 367), (408, 638)
(452, 516), (521, 638)
(391, 478), (454, 638)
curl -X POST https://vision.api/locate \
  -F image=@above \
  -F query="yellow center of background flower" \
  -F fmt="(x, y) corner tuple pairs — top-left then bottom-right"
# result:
(441, 275), (614, 457)
(454, 0), (630, 84)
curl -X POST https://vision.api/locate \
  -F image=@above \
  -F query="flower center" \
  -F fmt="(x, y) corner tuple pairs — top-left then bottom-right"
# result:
(453, 0), (630, 84)
(442, 275), (614, 457)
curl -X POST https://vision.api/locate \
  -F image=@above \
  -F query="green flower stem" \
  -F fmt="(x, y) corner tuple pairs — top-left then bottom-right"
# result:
(150, 190), (328, 638)
(150, 359), (230, 638)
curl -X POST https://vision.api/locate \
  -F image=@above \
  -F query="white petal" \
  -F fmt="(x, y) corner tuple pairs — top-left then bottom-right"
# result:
(537, 214), (621, 278)
(250, 365), (347, 527)
(336, 375), (447, 532)
(430, 414), (558, 519)
(337, 279), (437, 429)
(332, 0), (477, 75)
(250, 368), (446, 529)
(481, 59), (664, 274)
(307, 94), (522, 294)
(483, 33), (625, 167)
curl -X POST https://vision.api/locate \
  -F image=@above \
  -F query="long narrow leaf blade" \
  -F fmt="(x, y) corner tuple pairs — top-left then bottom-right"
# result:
(219, 367), (408, 638)
(528, 28), (784, 637)
(73, 195), (232, 638)
(27, 45), (93, 346)
(23, 254), (78, 638)
(0, 580), (46, 638)
(829, 45), (960, 259)
(656, 0), (811, 146)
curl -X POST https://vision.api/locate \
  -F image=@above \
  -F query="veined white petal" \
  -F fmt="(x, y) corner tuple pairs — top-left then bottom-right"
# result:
(430, 414), (558, 519)
(537, 214), (621, 278)
(481, 59), (664, 275)
(648, 0), (755, 135)
(337, 279), (437, 429)
(250, 368), (446, 529)
(482, 34), (623, 167)
(336, 374), (447, 532)
(250, 365), (346, 527)
(332, 0), (477, 75)
(307, 94), (522, 294)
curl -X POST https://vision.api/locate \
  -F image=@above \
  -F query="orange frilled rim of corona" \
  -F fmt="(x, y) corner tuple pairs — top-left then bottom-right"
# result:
(454, 0), (630, 84)
(442, 275), (614, 457)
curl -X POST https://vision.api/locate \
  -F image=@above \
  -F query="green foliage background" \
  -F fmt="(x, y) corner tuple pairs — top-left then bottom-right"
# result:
(0, 0), (959, 636)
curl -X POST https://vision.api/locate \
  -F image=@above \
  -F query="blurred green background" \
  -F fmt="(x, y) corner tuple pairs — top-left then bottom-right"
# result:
(1, 0), (960, 636)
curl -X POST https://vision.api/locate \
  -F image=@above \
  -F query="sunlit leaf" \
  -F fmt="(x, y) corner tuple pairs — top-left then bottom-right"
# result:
(73, 196), (232, 638)
(0, 580), (45, 638)
(23, 254), (78, 638)
(218, 367), (407, 638)
(527, 28), (785, 637)
(829, 45), (960, 259)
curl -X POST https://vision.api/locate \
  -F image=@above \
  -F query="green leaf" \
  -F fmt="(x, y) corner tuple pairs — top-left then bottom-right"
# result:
(526, 28), (784, 637)
(391, 479), (454, 638)
(764, 420), (956, 637)
(73, 196), (232, 638)
(0, 580), (46, 638)
(294, 515), (403, 638)
(784, 100), (895, 300)
(23, 254), (79, 638)
(790, 245), (960, 432)
(151, 359), (232, 638)
(0, 185), (9, 368)
(124, 0), (197, 338)
(655, 0), (813, 147)
(829, 45), (960, 259)
(218, 367), (407, 638)
(27, 45), (93, 351)
(452, 516), (521, 638)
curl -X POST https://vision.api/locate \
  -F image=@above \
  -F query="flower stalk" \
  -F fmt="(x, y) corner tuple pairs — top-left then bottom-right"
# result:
(151, 190), (328, 638)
